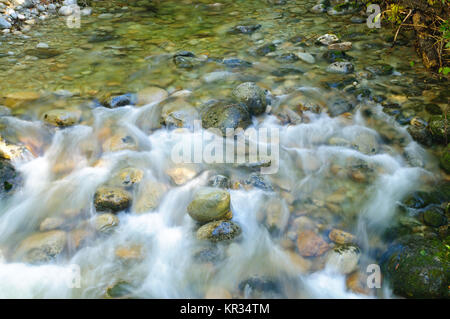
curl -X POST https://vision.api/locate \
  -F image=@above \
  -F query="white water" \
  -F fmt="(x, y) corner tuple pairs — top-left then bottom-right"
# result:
(0, 93), (432, 298)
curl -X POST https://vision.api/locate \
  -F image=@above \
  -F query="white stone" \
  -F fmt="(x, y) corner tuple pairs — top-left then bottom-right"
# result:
(296, 52), (315, 64)
(36, 42), (49, 49)
(58, 5), (73, 16)
(80, 7), (92, 16)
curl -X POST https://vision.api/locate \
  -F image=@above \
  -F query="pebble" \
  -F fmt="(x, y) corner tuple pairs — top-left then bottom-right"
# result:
(36, 42), (49, 49)
(296, 52), (315, 64)
(58, 6), (74, 16)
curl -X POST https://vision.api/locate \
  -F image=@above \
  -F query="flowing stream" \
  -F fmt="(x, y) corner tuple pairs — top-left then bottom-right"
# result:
(0, 0), (448, 298)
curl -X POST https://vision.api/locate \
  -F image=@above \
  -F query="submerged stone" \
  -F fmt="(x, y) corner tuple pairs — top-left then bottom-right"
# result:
(232, 82), (267, 116)
(14, 230), (67, 264)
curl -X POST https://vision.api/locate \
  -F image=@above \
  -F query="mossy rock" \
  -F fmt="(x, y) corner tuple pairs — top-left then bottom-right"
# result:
(440, 144), (450, 173)
(382, 236), (450, 298)
(201, 102), (251, 136)
(0, 158), (21, 197)
(429, 115), (449, 143)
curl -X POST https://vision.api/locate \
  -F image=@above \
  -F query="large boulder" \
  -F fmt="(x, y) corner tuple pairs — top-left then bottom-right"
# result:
(382, 236), (450, 298)
(14, 230), (67, 264)
(94, 187), (132, 213)
(232, 82), (267, 116)
(201, 101), (251, 135)
(187, 187), (231, 223)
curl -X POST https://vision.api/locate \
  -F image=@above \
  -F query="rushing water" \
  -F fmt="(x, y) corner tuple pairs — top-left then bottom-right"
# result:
(0, 0), (448, 298)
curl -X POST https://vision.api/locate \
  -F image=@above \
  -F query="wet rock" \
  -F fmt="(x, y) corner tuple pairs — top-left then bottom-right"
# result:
(407, 125), (432, 146)
(244, 173), (273, 191)
(316, 34), (339, 46)
(423, 206), (447, 227)
(328, 42), (352, 51)
(105, 281), (133, 299)
(58, 5), (74, 16)
(275, 53), (299, 63)
(166, 166), (198, 185)
(43, 109), (81, 127)
(108, 93), (137, 108)
(326, 62), (354, 74)
(425, 103), (442, 115)
(134, 179), (167, 213)
(173, 51), (205, 69)
(95, 213), (120, 233)
(161, 98), (198, 128)
(327, 98), (353, 116)
(0, 158), (21, 197)
(429, 115), (449, 143)
(272, 65), (305, 76)
(208, 175), (230, 189)
(365, 64), (394, 76)
(222, 58), (252, 68)
(68, 228), (93, 250)
(196, 220), (241, 242)
(201, 102), (251, 136)
(382, 236), (450, 298)
(136, 87), (168, 106)
(311, 3), (326, 13)
(322, 50), (352, 63)
(24, 48), (62, 59)
(232, 24), (261, 34)
(296, 230), (329, 257)
(102, 132), (138, 152)
(111, 167), (144, 188)
(0, 137), (27, 161)
(256, 43), (276, 56)
(94, 187), (132, 213)
(440, 144), (450, 173)
(328, 229), (355, 244)
(296, 52), (315, 64)
(350, 130), (379, 154)
(264, 197), (289, 233)
(193, 246), (224, 263)
(39, 217), (65, 232)
(232, 82), (267, 116)
(115, 245), (143, 261)
(187, 187), (231, 223)
(88, 30), (119, 43)
(205, 287), (232, 299)
(238, 276), (282, 298)
(14, 230), (67, 264)
(325, 245), (360, 274)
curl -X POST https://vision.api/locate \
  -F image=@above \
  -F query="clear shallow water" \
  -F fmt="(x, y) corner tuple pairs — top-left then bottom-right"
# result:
(0, 0), (448, 298)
